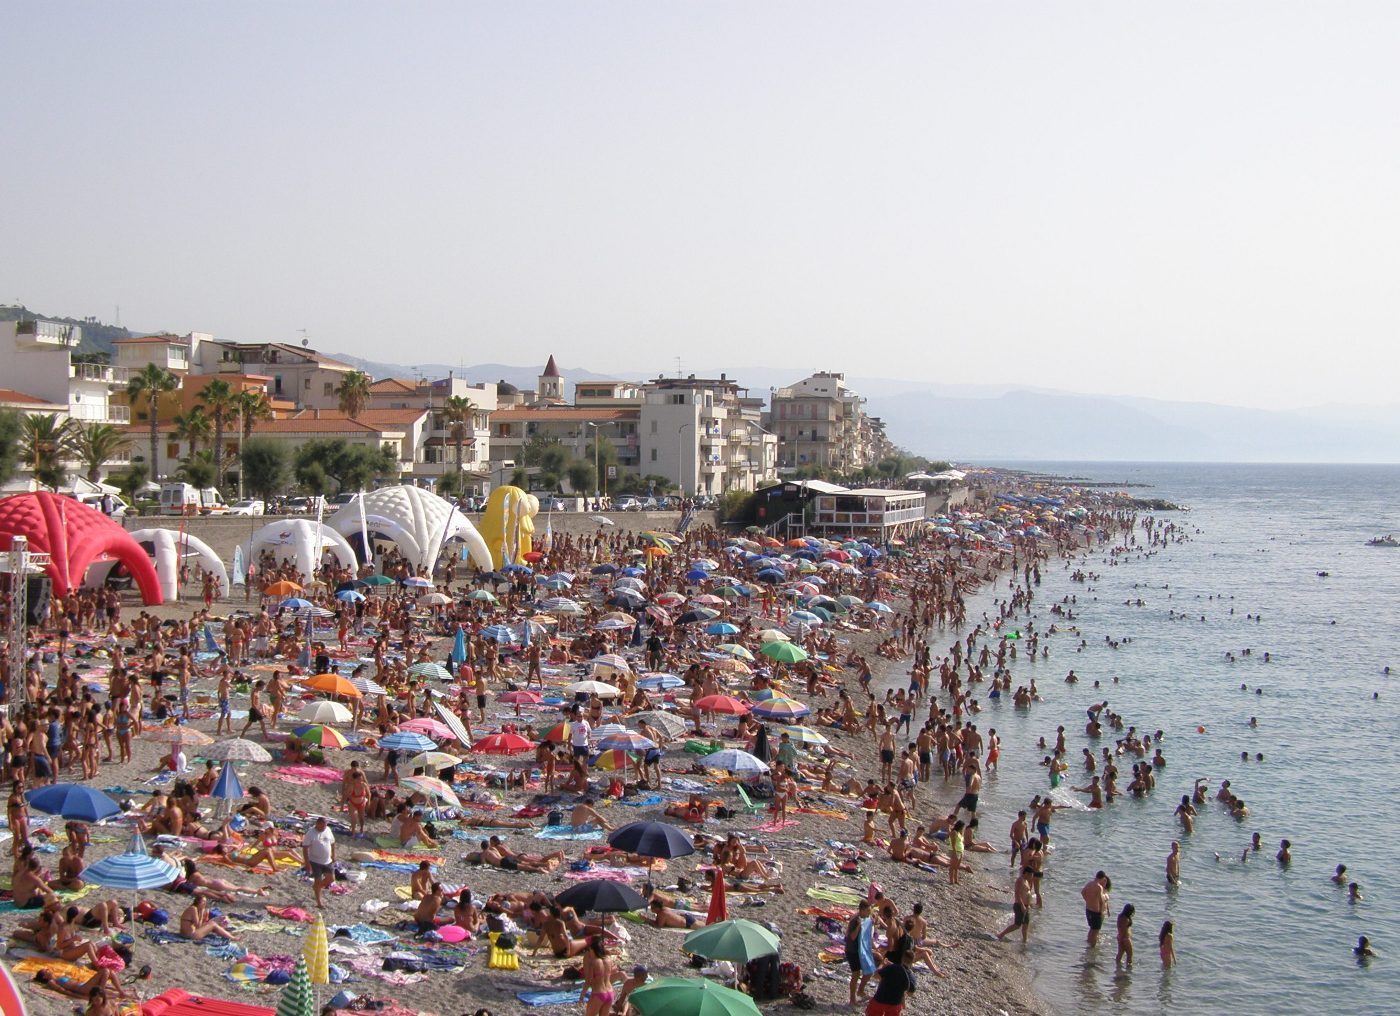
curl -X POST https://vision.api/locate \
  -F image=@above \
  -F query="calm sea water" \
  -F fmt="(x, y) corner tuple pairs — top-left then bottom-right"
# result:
(949, 463), (1399, 1014)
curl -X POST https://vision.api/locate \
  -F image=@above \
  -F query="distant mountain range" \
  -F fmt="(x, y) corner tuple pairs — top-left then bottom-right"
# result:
(3, 307), (1394, 462)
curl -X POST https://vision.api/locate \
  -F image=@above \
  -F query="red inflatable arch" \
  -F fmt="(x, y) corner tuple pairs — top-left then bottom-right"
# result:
(0, 491), (164, 604)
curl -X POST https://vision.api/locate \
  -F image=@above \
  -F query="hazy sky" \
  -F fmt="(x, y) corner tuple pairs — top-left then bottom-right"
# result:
(4, 2), (1398, 410)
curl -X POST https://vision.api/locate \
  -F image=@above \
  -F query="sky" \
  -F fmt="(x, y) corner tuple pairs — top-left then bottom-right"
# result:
(3, 1), (1398, 410)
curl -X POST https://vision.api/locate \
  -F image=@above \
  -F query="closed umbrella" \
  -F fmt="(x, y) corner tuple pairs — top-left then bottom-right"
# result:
(607, 820), (696, 859)
(275, 956), (315, 1016)
(25, 785), (120, 823)
(204, 738), (273, 763)
(555, 879), (647, 913)
(751, 725), (771, 764)
(303, 914), (330, 986)
(630, 978), (761, 1016)
(683, 918), (779, 961)
(210, 763), (244, 803)
(432, 700), (473, 746)
(705, 867), (727, 925)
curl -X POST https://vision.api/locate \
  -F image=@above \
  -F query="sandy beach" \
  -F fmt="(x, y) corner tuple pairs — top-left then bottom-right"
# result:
(0, 493), (1122, 1016)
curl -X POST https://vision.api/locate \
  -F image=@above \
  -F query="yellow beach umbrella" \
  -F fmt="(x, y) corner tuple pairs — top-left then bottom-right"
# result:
(304, 912), (329, 985)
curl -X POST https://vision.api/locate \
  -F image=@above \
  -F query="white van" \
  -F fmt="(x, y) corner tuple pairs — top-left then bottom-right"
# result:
(160, 483), (228, 516)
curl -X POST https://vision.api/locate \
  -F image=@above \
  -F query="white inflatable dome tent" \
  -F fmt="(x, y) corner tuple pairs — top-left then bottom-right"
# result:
(241, 518), (357, 583)
(328, 485), (492, 573)
(125, 528), (231, 601)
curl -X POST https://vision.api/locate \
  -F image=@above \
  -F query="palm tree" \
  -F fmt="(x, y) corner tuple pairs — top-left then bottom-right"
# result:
(336, 370), (372, 420)
(126, 363), (178, 479)
(235, 388), (273, 441)
(197, 378), (237, 487)
(21, 413), (75, 490)
(177, 449), (217, 489)
(441, 395), (477, 484)
(173, 406), (213, 458)
(70, 422), (132, 483)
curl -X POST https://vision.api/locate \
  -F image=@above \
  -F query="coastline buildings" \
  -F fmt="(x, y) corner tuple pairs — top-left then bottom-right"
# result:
(768, 371), (892, 475)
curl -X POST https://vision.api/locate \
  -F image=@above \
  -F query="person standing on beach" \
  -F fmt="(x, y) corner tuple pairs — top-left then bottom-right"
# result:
(301, 815), (336, 909)
(1081, 871), (1111, 946)
(846, 899), (876, 1004)
(864, 940), (916, 1016)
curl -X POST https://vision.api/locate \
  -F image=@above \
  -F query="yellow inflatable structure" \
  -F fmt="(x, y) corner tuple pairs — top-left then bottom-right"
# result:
(476, 486), (539, 570)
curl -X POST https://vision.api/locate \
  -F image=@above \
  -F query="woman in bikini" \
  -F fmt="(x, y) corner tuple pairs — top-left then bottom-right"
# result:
(580, 936), (618, 1016)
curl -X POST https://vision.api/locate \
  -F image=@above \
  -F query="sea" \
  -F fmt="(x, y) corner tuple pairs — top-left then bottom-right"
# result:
(941, 462), (1399, 1014)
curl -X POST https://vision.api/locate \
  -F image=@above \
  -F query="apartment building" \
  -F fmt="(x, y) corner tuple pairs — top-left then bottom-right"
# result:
(638, 375), (777, 496)
(769, 371), (872, 474)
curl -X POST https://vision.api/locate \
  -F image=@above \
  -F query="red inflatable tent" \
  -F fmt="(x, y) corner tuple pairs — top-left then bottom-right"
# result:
(0, 491), (164, 604)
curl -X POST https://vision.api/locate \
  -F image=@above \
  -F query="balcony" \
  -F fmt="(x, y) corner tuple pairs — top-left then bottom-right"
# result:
(71, 362), (126, 384)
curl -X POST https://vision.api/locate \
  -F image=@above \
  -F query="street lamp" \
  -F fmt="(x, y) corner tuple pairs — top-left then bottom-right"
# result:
(585, 422), (600, 500)
(677, 422), (693, 496)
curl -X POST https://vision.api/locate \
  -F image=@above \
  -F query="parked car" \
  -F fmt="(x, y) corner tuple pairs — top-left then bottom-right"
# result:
(615, 497), (642, 512)
(227, 499), (266, 516)
(329, 492), (359, 509)
(160, 483), (228, 516)
(284, 496), (326, 515)
(539, 496), (568, 512)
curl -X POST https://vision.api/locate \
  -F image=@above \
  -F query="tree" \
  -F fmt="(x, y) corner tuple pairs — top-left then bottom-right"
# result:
(565, 460), (595, 494)
(509, 466), (528, 489)
(0, 409), (24, 488)
(441, 395), (477, 484)
(113, 462), (148, 503)
(585, 437), (619, 493)
(178, 449), (217, 488)
(173, 406), (213, 457)
(521, 434), (565, 468)
(21, 413), (75, 491)
(336, 370), (372, 420)
(126, 364), (179, 480)
(293, 439), (396, 494)
(240, 438), (289, 503)
(70, 422), (132, 483)
(197, 378), (237, 487)
(235, 388), (273, 440)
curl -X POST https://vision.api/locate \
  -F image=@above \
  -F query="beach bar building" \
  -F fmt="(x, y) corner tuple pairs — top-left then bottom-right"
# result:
(812, 488), (926, 540)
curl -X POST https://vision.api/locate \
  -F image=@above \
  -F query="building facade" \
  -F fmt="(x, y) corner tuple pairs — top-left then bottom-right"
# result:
(769, 371), (875, 474)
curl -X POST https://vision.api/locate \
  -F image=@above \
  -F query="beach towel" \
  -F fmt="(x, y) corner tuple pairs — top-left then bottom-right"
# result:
(144, 928), (197, 945)
(358, 860), (423, 873)
(857, 917), (877, 974)
(619, 793), (666, 807)
(535, 825), (605, 841)
(517, 990), (585, 1007)
(274, 764), (343, 783)
(392, 884), (464, 901)
(266, 905), (317, 923)
(372, 840), (442, 856)
(805, 887), (864, 907)
(752, 817), (800, 833)
(332, 923), (398, 945)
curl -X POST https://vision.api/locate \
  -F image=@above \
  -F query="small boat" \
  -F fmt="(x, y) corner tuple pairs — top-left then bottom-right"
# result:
(1366, 535), (1399, 547)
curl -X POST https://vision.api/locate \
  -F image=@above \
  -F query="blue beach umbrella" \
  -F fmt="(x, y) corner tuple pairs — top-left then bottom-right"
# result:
(84, 833), (180, 891)
(210, 763), (245, 802)
(203, 624), (221, 655)
(480, 624), (518, 644)
(26, 784), (121, 823)
(704, 622), (740, 636)
(452, 628), (468, 664)
(685, 569), (710, 583)
(380, 731), (437, 753)
(280, 598), (314, 610)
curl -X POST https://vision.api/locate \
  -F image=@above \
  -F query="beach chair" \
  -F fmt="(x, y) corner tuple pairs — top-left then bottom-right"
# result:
(735, 784), (765, 814)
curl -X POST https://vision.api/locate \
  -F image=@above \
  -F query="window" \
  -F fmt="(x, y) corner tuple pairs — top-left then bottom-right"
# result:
(650, 448), (657, 462)
(649, 420), (657, 434)
(274, 376), (283, 395)
(167, 443), (179, 458)
(669, 394), (686, 405)
(304, 378), (311, 390)
(323, 382), (334, 396)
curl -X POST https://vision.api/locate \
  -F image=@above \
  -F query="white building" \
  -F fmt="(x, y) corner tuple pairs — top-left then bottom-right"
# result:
(639, 375), (777, 496)
(2, 319), (130, 427)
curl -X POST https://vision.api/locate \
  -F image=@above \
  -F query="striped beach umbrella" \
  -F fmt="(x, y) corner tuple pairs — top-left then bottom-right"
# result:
(84, 833), (180, 891)
(303, 914), (330, 986)
(408, 662), (454, 681)
(432, 700), (473, 747)
(380, 731), (437, 753)
(399, 775), (461, 807)
(350, 675), (389, 697)
(598, 731), (656, 752)
(143, 725), (214, 747)
(715, 644), (754, 660)
(210, 763), (245, 802)
(751, 697), (811, 721)
(780, 725), (829, 746)
(291, 724), (350, 749)
(276, 956), (316, 1016)
(702, 749), (769, 775)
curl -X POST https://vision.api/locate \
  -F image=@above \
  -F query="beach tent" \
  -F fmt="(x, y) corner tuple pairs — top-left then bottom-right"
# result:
(0, 491), (163, 602)
(327, 484), (492, 572)
(124, 528), (230, 601)
(240, 519), (356, 582)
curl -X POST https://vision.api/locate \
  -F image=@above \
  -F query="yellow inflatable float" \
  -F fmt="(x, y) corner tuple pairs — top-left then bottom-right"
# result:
(476, 486), (540, 570)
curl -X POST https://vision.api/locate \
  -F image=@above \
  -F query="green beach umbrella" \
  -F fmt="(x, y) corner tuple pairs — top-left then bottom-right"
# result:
(682, 918), (780, 962)
(630, 977), (762, 1016)
(275, 956), (315, 1016)
(759, 641), (808, 665)
(362, 574), (396, 587)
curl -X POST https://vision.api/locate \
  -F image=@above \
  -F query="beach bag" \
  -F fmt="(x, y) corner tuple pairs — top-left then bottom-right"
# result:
(779, 960), (803, 995)
(547, 809), (564, 826)
(745, 956), (782, 1001)
(383, 953), (428, 974)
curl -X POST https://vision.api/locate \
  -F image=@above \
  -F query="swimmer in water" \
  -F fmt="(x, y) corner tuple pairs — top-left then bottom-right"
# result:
(1348, 882), (1363, 903)
(1277, 839), (1291, 865)
(1166, 841), (1181, 885)
(1332, 864), (1348, 885)
(1354, 936), (1375, 958)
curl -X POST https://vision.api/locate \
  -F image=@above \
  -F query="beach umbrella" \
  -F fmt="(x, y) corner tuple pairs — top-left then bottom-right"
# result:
(291, 725), (350, 749)
(408, 662), (454, 681)
(591, 748), (633, 771)
(714, 644), (753, 660)
(539, 720), (571, 744)
(567, 680), (622, 697)
(403, 576), (433, 588)
(304, 914), (330, 986)
(400, 717), (456, 740)
(788, 610), (823, 625)
(471, 732), (535, 755)
(590, 515), (616, 527)
(608, 590), (648, 609)
(693, 695), (750, 715)
(335, 589), (365, 603)
(704, 622), (740, 636)
(684, 918), (779, 961)
(498, 689), (543, 705)
(536, 576), (571, 590)
(276, 956), (316, 1016)
(204, 737), (273, 763)
(759, 642), (808, 665)
(300, 673), (362, 698)
(590, 653), (632, 675)
(299, 700), (352, 725)
(595, 617), (635, 631)
(210, 763), (245, 803)
(625, 711), (688, 738)
(685, 569), (710, 583)
(468, 589), (498, 602)
(691, 594), (726, 606)
(432, 701), (474, 747)
(263, 580), (303, 597)
(781, 725), (829, 746)
(598, 731), (656, 752)
(636, 672), (684, 690)
(608, 820), (696, 859)
(25, 785), (121, 823)
(84, 832), (180, 892)
(705, 865), (728, 925)
(479, 624), (518, 643)
(362, 574), (396, 587)
(703, 749), (769, 775)
(752, 697), (811, 721)
(710, 657), (752, 675)
(409, 750), (463, 770)
(143, 725), (214, 747)
(399, 775), (461, 807)
(418, 592), (452, 607)
(350, 675), (389, 698)
(630, 978), (761, 1016)
(542, 597), (583, 615)
(380, 731), (437, 753)
(0, 962), (25, 1016)
(555, 879), (647, 914)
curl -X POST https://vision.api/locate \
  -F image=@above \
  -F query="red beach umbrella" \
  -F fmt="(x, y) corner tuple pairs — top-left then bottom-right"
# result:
(693, 695), (750, 715)
(472, 732), (536, 755)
